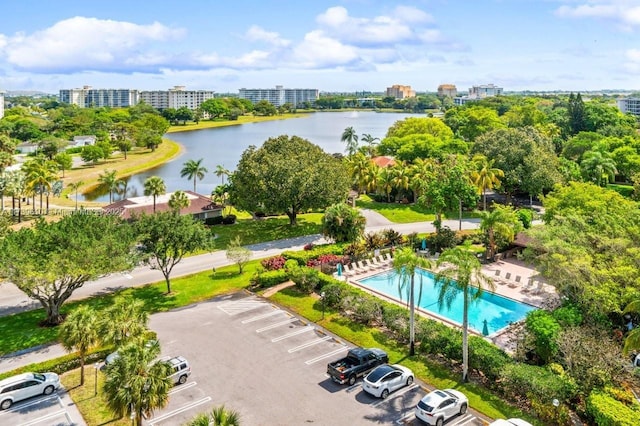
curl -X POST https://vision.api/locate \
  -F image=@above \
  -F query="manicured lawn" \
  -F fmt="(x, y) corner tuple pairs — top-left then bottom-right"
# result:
(167, 113), (311, 133)
(356, 194), (481, 224)
(62, 368), (129, 426)
(268, 287), (540, 425)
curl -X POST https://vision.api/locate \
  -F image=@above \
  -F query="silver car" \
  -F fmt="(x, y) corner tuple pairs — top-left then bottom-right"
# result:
(0, 372), (60, 410)
(362, 364), (414, 399)
(415, 388), (468, 426)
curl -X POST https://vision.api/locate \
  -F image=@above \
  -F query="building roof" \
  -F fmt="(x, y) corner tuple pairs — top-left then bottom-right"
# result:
(512, 232), (533, 248)
(371, 156), (396, 168)
(103, 190), (222, 220)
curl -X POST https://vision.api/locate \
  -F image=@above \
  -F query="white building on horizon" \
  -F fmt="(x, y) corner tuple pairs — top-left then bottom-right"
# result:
(617, 98), (640, 117)
(59, 86), (139, 108)
(239, 85), (318, 107)
(140, 86), (216, 111)
(454, 83), (503, 106)
(0, 90), (4, 119)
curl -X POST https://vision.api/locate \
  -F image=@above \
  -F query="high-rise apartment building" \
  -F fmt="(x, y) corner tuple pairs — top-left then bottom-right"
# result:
(454, 83), (503, 106)
(238, 85), (318, 107)
(386, 84), (416, 99)
(437, 84), (457, 97)
(0, 91), (4, 119)
(140, 86), (216, 111)
(59, 86), (139, 108)
(617, 98), (640, 117)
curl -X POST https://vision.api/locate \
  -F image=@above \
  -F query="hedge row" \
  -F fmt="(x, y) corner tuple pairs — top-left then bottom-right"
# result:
(586, 390), (640, 426)
(0, 347), (113, 381)
(282, 245), (344, 266)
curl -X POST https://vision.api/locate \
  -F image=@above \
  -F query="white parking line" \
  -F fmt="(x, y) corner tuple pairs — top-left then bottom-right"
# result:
(288, 335), (333, 352)
(218, 298), (266, 315)
(305, 347), (348, 365)
(168, 381), (197, 395)
(395, 411), (415, 424)
(449, 414), (476, 425)
(0, 395), (59, 415)
(255, 317), (297, 333)
(371, 384), (418, 408)
(271, 326), (315, 342)
(242, 309), (285, 323)
(148, 396), (212, 425)
(18, 409), (68, 426)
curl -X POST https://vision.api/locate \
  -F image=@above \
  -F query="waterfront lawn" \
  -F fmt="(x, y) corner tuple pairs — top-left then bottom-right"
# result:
(167, 113), (310, 133)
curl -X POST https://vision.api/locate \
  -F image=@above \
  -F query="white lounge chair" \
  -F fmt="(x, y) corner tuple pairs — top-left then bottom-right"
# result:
(508, 275), (522, 288)
(522, 277), (535, 292)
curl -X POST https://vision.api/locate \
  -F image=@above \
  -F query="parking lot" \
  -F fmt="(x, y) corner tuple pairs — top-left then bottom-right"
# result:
(0, 390), (82, 426)
(148, 291), (484, 425)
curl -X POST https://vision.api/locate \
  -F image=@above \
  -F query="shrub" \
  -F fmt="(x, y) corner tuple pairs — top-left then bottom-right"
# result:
(468, 336), (512, 381)
(426, 226), (457, 253)
(282, 245), (344, 265)
(525, 309), (560, 363)
(321, 203), (366, 243)
(382, 228), (403, 247)
(205, 216), (224, 225)
(552, 303), (583, 327)
(364, 232), (386, 251)
(516, 208), (534, 229)
(252, 269), (288, 288)
(306, 254), (348, 267)
(303, 243), (314, 250)
(381, 304), (409, 339)
(343, 242), (367, 260)
(289, 266), (320, 294)
(0, 348), (113, 381)
(499, 363), (578, 404)
(586, 390), (640, 426)
(261, 255), (287, 271)
(221, 214), (237, 225)
(318, 282), (344, 308)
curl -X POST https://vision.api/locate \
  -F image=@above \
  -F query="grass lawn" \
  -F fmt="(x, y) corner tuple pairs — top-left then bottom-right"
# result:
(268, 287), (541, 425)
(62, 368), (129, 426)
(210, 213), (323, 248)
(167, 113), (311, 133)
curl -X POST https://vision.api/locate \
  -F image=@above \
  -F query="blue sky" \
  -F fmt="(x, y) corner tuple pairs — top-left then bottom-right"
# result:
(1, 0), (639, 94)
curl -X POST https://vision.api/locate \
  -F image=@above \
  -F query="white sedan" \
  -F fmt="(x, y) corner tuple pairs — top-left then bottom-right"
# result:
(362, 364), (414, 399)
(415, 388), (468, 426)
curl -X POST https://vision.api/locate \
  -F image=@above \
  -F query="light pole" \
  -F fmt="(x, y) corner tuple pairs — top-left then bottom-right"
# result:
(321, 291), (326, 320)
(130, 403), (135, 426)
(94, 363), (99, 396)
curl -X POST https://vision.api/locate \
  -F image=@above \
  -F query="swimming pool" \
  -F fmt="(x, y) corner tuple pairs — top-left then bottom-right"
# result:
(357, 269), (536, 335)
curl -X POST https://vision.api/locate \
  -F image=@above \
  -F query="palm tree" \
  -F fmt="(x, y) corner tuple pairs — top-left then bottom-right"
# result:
(435, 244), (495, 382)
(377, 167), (395, 202)
(624, 300), (640, 356)
(344, 152), (370, 194)
(68, 180), (84, 211)
(581, 150), (617, 186)
(59, 306), (99, 386)
(0, 172), (6, 212)
(26, 163), (57, 213)
(98, 169), (119, 204)
(390, 162), (410, 202)
(215, 164), (230, 185)
(479, 207), (521, 261)
(186, 405), (241, 426)
(181, 159), (208, 192)
(143, 176), (166, 213)
(168, 190), (190, 213)
(100, 296), (149, 349)
(103, 341), (172, 426)
(341, 127), (359, 156)
(470, 154), (504, 211)
(5, 170), (26, 222)
(392, 247), (432, 356)
(409, 158), (437, 201)
(361, 133), (380, 158)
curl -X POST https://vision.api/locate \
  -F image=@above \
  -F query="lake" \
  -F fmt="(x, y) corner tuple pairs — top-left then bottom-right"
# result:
(82, 111), (421, 202)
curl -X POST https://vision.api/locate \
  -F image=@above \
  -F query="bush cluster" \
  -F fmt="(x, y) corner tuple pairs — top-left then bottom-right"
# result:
(282, 245), (344, 266)
(0, 348), (113, 381)
(261, 255), (287, 271)
(586, 389), (640, 426)
(306, 254), (349, 268)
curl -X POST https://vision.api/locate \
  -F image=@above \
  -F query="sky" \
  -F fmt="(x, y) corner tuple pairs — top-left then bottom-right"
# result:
(1, 0), (639, 94)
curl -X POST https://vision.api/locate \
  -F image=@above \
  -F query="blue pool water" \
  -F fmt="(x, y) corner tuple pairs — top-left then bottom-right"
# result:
(357, 269), (536, 335)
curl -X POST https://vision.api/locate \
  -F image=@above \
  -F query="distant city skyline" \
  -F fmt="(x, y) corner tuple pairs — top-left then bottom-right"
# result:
(1, 1), (639, 94)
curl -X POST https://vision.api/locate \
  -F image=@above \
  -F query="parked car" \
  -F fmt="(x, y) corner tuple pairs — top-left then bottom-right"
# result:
(0, 372), (61, 410)
(161, 356), (191, 385)
(362, 364), (414, 399)
(327, 347), (389, 385)
(489, 419), (533, 426)
(415, 388), (468, 426)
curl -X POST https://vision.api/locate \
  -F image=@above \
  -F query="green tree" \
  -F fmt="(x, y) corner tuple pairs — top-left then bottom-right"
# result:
(168, 190), (190, 213)
(0, 214), (136, 325)
(230, 135), (350, 226)
(103, 341), (172, 426)
(200, 99), (230, 119)
(385, 116), (454, 140)
(143, 176), (166, 213)
(253, 100), (277, 116)
(567, 92), (586, 135)
(321, 203), (366, 243)
(341, 127), (359, 156)
(391, 247), (432, 355)
(580, 150), (617, 186)
(59, 305), (100, 386)
(54, 152), (73, 178)
(68, 180), (84, 211)
(480, 205), (522, 260)
(81, 145), (104, 165)
(470, 154), (504, 211)
(435, 244), (494, 382)
(186, 406), (241, 426)
(377, 167), (395, 202)
(225, 236), (252, 274)
(100, 296), (149, 349)
(623, 300), (640, 355)
(23, 158), (58, 213)
(361, 133), (380, 158)
(344, 152), (371, 194)
(175, 106), (194, 124)
(215, 164), (230, 185)
(0, 134), (17, 172)
(180, 159), (208, 192)
(99, 169), (120, 204)
(134, 212), (213, 293)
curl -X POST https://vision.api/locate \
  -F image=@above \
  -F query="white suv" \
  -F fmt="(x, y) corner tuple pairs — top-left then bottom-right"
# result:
(162, 356), (191, 385)
(0, 372), (60, 410)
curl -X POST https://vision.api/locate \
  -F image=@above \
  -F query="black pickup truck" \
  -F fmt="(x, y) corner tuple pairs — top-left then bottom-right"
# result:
(327, 347), (389, 385)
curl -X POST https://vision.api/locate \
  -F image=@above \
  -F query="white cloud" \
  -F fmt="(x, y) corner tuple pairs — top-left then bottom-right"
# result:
(0, 16), (184, 73)
(555, 1), (640, 28)
(624, 48), (640, 72)
(244, 25), (290, 47)
(289, 30), (360, 69)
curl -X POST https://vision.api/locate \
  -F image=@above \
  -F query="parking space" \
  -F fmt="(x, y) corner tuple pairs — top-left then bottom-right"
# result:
(0, 391), (79, 426)
(147, 292), (485, 425)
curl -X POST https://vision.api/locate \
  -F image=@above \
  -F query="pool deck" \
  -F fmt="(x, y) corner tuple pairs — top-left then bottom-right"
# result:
(345, 256), (559, 354)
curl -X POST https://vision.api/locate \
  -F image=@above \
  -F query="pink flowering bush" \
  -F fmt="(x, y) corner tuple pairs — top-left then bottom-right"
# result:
(261, 255), (287, 271)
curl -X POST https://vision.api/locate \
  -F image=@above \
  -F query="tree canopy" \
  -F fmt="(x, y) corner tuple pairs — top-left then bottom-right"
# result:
(230, 135), (350, 225)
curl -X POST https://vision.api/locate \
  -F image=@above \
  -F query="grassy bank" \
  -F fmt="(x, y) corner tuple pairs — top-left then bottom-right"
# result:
(167, 113), (311, 133)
